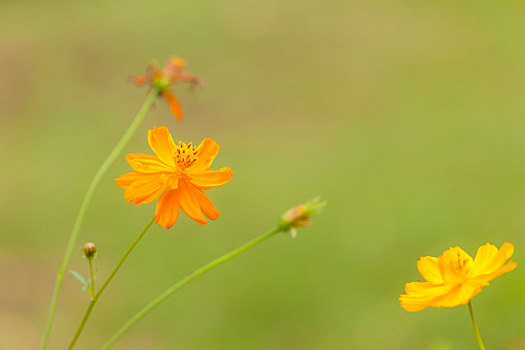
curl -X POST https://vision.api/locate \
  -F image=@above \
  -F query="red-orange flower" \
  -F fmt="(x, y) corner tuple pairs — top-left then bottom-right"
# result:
(115, 126), (232, 229)
(134, 57), (203, 121)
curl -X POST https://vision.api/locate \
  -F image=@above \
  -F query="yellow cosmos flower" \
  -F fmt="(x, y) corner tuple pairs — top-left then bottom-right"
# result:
(115, 126), (232, 229)
(400, 242), (517, 312)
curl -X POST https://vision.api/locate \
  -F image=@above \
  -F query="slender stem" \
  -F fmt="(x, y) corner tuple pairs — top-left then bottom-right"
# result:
(40, 90), (158, 349)
(102, 227), (283, 349)
(88, 258), (95, 300)
(468, 301), (486, 350)
(67, 217), (155, 350)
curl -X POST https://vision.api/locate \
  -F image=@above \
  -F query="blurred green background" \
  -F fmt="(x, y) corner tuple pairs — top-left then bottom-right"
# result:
(1, 1), (525, 349)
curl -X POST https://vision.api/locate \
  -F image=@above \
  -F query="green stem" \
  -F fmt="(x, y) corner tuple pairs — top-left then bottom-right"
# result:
(67, 217), (155, 350)
(468, 301), (486, 350)
(88, 258), (95, 300)
(40, 90), (157, 349)
(102, 226), (283, 349)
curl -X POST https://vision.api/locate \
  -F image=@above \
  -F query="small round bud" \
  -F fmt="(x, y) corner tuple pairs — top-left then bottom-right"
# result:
(83, 242), (97, 259)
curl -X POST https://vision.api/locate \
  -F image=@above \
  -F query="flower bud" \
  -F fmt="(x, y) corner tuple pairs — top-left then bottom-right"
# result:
(279, 197), (326, 236)
(83, 242), (97, 259)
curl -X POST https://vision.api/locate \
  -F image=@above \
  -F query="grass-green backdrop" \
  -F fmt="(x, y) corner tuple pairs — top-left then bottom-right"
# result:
(1, 0), (524, 349)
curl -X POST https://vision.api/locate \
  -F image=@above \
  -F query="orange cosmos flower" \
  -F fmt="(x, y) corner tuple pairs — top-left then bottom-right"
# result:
(399, 242), (517, 312)
(115, 126), (232, 229)
(134, 57), (204, 121)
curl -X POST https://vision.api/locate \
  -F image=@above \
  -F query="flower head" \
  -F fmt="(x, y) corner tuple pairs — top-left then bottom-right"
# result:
(279, 197), (326, 238)
(400, 242), (517, 312)
(133, 57), (204, 121)
(115, 126), (232, 229)
(83, 242), (97, 259)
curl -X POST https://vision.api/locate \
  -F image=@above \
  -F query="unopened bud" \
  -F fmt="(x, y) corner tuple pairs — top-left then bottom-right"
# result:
(83, 242), (97, 259)
(279, 197), (326, 236)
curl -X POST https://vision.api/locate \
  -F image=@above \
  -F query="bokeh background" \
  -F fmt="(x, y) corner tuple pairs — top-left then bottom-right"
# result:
(1, 1), (525, 349)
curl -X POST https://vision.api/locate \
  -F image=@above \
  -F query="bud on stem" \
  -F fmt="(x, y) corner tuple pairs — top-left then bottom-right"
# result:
(279, 197), (326, 237)
(83, 242), (97, 259)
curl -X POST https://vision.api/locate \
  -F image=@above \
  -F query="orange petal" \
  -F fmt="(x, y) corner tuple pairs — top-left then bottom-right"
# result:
(155, 190), (181, 229)
(115, 172), (141, 190)
(162, 90), (184, 121)
(162, 57), (186, 80)
(187, 167), (233, 189)
(190, 138), (219, 171)
(168, 57), (186, 69)
(148, 126), (176, 167)
(174, 71), (203, 86)
(126, 153), (172, 173)
(185, 182), (221, 221)
(176, 180), (207, 225)
(133, 75), (149, 85)
(122, 173), (165, 205)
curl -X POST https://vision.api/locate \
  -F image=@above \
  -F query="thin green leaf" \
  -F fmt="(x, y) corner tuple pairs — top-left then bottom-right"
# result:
(70, 270), (88, 290)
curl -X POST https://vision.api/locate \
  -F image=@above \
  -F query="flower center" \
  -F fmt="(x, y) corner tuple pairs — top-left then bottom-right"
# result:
(153, 76), (170, 93)
(174, 141), (198, 169)
(454, 252), (472, 278)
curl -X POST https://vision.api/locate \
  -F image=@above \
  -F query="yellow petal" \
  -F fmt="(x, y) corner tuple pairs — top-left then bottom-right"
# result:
(472, 242), (515, 277)
(474, 260), (517, 284)
(400, 282), (455, 312)
(431, 282), (482, 309)
(439, 246), (473, 282)
(417, 256), (443, 284)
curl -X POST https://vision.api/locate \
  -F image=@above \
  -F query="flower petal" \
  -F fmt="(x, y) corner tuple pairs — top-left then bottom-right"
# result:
(191, 138), (219, 171)
(399, 282), (456, 312)
(133, 74), (150, 85)
(439, 246), (473, 283)
(474, 260), (517, 284)
(154, 190), (181, 229)
(174, 71), (203, 86)
(162, 91), (184, 121)
(126, 153), (172, 173)
(184, 182), (221, 221)
(187, 167), (233, 189)
(472, 242), (515, 277)
(148, 126), (176, 167)
(115, 172), (141, 190)
(176, 180), (208, 225)
(121, 173), (165, 205)
(417, 256), (443, 284)
(430, 282), (482, 309)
